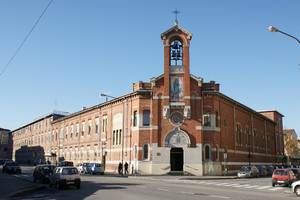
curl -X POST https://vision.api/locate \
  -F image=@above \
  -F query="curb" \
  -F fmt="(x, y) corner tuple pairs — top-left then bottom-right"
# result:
(3, 185), (45, 199)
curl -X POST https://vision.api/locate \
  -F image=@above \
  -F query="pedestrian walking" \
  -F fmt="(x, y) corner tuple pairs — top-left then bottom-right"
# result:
(124, 162), (129, 174)
(118, 162), (122, 174)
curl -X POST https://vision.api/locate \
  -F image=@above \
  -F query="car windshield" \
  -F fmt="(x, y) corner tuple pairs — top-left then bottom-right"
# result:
(240, 166), (251, 171)
(43, 166), (54, 173)
(95, 164), (102, 167)
(7, 162), (19, 166)
(274, 170), (288, 175)
(62, 168), (78, 175)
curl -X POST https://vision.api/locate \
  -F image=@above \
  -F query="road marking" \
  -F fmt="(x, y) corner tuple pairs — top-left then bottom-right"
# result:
(234, 184), (250, 188)
(245, 185), (260, 188)
(209, 195), (229, 199)
(224, 184), (239, 187)
(257, 186), (272, 190)
(180, 191), (194, 195)
(268, 187), (283, 191)
(156, 188), (169, 191)
(215, 182), (229, 186)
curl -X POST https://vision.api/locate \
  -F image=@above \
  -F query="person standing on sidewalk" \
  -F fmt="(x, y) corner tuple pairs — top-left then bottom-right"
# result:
(124, 162), (129, 174)
(118, 162), (122, 174)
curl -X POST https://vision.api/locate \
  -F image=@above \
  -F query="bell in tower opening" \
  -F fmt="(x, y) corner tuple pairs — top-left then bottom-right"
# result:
(170, 40), (182, 66)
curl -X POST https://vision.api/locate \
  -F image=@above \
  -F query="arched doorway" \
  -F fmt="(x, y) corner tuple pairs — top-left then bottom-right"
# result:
(170, 148), (183, 171)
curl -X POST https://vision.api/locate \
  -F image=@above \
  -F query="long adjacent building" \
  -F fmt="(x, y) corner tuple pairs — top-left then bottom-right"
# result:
(11, 22), (284, 175)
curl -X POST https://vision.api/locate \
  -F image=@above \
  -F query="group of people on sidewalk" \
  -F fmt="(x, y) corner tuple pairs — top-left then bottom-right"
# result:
(118, 162), (129, 175)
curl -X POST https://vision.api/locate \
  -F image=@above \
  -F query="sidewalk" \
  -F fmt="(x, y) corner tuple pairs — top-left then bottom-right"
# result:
(0, 172), (44, 199)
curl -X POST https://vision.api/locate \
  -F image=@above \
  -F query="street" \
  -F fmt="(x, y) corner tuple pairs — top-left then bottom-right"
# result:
(2, 165), (300, 200)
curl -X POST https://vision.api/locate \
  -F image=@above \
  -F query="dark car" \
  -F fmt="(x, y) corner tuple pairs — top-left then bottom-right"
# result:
(58, 161), (73, 167)
(272, 168), (297, 187)
(2, 161), (21, 174)
(286, 168), (300, 180)
(33, 164), (55, 183)
(256, 165), (268, 176)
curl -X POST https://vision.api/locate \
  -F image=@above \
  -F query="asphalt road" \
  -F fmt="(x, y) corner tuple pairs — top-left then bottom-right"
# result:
(2, 165), (299, 200)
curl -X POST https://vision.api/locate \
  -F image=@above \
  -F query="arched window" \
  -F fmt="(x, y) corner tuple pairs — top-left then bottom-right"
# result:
(170, 40), (183, 66)
(133, 111), (138, 127)
(204, 144), (211, 160)
(142, 143), (149, 160)
(245, 126), (250, 147)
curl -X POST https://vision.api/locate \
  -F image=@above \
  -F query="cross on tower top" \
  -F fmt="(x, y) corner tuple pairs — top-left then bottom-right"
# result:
(172, 9), (180, 25)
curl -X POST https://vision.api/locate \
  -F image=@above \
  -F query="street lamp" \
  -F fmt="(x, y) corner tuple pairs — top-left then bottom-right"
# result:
(268, 26), (300, 44)
(100, 93), (116, 101)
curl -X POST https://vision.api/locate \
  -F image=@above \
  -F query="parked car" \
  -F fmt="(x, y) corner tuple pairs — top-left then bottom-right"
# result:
(2, 161), (21, 174)
(286, 168), (300, 180)
(291, 180), (300, 197)
(33, 164), (55, 183)
(237, 166), (259, 178)
(86, 163), (104, 175)
(256, 165), (268, 176)
(58, 161), (73, 167)
(77, 163), (89, 174)
(0, 159), (4, 165)
(264, 165), (274, 176)
(272, 168), (297, 187)
(49, 166), (81, 190)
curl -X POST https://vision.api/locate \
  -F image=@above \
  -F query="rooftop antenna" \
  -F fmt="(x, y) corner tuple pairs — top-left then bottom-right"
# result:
(172, 9), (180, 25)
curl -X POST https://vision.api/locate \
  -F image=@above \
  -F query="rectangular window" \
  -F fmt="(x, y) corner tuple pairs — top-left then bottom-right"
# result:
(113, 130), (116, 145)
(95, 118), (99, 134)
(82, 122), (85, 136)
(102, 116), (107, 132)
(88, 120), (92, 135)
(60, 128), (64, 140)
(133, 111), (137, 127)
(66, 126), (68, 139)
(119, 129), (122, 145)
(76, 123), (79, 137)
(203, 111), (211, 126)
(143, 110), (150, 126)
(71, 125), (73, 138)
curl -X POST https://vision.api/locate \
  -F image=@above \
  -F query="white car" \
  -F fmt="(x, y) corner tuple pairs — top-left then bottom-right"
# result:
(76, 163), (89, 174)
(49, 166), (81, 189)
(292, 180), (300, 197)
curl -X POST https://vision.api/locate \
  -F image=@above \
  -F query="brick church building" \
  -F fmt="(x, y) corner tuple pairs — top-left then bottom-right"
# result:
(11, 22), (284, 175)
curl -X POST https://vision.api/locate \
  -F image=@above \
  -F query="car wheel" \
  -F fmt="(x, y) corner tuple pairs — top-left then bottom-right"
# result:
(49, 181), (52, 187)
(295, 186), (300, 197)
(33, 177), (36, 182)
(101, 172), (104, 175)
(272, 182), (275, 187)
(256, 173), (259, 178)
(76, 184), (80, 189)
(56, 182), (61, 190)
(250, 173), (253, 178)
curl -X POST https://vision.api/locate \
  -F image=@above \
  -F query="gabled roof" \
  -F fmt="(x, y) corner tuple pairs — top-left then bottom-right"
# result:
(161, 25), (192, 40)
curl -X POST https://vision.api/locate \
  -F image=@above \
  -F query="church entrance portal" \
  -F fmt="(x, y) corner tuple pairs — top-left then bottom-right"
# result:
(170, 148), (183, 171)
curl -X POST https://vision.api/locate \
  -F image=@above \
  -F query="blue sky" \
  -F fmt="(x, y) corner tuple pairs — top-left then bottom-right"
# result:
(1, 0), (299, 136)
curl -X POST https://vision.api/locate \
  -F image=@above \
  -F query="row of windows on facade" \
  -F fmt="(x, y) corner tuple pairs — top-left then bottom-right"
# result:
(14, 110), (151, 147)
(204, 111), (283, 151)
(53, 143), (150, 161)
(15, 109), (150, 139)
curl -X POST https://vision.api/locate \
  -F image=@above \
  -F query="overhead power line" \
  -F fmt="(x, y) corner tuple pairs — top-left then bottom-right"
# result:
(0, 0), (53, 77)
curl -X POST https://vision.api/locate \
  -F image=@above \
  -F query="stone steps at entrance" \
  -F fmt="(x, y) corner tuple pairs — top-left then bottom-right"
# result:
(167, 171), (194, 176)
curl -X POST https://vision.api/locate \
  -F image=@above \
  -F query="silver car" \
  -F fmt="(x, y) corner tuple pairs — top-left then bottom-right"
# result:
(87, 163), (104, 175)
(237, 166), (259, 178)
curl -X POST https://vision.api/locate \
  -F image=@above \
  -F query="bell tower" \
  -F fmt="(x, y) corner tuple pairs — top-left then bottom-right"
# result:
(160, 19), (192, 120)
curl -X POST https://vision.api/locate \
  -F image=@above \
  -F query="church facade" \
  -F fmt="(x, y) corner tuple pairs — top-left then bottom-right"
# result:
(11, 23), (284, 175)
